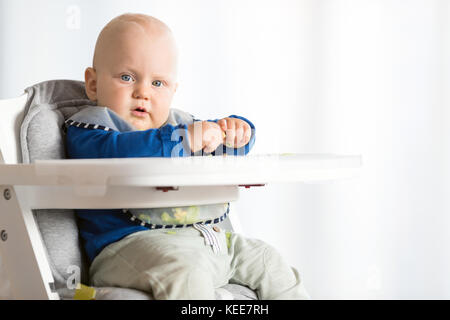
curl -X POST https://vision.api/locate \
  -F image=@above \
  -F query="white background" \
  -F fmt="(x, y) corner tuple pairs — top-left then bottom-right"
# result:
(0, 0), (449, 299)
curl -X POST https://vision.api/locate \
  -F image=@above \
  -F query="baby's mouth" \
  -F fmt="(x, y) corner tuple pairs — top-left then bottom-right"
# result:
(132, 106), (149, 118)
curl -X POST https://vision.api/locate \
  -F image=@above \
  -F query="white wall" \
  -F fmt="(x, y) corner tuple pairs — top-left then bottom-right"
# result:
(0, 0), (449, 299)
(439, 0), (450, 299)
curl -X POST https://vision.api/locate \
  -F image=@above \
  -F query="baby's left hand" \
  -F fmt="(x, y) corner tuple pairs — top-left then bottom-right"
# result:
(217, 118), (252, 149)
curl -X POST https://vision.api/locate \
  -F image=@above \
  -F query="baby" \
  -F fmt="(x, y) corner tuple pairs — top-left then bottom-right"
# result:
(65, 13), (309, 300)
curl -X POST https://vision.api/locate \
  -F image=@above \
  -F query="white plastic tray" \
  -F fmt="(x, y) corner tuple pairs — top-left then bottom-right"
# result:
(0, 153), (362, 187)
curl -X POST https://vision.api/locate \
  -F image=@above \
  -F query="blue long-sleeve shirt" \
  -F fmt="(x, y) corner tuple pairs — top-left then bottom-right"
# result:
(65, 106), (255, 263)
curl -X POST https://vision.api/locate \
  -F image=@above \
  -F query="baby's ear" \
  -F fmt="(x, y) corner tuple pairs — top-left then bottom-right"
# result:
(84, 67), (97, 101)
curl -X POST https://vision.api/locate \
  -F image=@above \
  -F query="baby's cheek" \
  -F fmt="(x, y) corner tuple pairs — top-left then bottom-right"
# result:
(151, 92), (175, 127)
(152, 106), (171, 128)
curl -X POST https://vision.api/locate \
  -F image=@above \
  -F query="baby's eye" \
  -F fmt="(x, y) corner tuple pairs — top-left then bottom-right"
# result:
(152, 80), (163, 87)
(121, 74), (134, 82)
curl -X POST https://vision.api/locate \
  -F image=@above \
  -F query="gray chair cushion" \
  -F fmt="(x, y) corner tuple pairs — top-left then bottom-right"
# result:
(22, 80), (94, 294)
(21, 79), (257, 300)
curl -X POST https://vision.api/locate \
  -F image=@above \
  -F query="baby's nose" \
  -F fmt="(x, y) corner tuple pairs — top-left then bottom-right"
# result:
(133, 86), (151, 100)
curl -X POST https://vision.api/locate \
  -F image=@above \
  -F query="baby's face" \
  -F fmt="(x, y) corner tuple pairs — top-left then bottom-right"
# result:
(86, 22), (178, 130)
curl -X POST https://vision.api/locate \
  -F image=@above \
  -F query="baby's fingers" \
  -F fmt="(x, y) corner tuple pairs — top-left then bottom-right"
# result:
(243, 123), (252, 143)
(217, 119), (227, 132)
(235, 126), (244, 146)
(203, 123), (223, 153)
(224, 118), (236, 148)
(234, 122), (252, 148)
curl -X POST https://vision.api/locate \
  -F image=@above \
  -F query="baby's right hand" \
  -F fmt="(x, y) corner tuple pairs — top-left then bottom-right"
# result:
(187, 121), (224, 153)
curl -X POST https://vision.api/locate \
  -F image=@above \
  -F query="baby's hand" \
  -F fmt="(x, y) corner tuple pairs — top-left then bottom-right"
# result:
(187, 121), (224, 153)
(217, 118), (252, 149)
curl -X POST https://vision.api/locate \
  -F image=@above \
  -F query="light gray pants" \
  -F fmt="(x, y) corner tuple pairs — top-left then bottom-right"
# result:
(89, 226), (310, 300)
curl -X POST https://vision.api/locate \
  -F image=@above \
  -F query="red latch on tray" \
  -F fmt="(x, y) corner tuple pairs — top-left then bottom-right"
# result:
(238, 184), (266, 189)
(155, 186), (179, 192)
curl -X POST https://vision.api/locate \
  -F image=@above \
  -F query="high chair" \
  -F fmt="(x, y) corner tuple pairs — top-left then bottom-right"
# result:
(0, 80), (362, 300)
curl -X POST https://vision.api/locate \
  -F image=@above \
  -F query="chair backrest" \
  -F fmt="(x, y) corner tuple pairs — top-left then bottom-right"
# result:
(0, 85), (90, 296)
(0, 93), (28, 164)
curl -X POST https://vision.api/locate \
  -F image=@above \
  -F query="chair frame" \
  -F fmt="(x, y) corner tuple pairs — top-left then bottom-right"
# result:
(0, 93), (362, 300)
